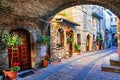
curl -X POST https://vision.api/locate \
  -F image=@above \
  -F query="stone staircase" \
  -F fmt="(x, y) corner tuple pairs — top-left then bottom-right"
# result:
(101, 55), (120, 73)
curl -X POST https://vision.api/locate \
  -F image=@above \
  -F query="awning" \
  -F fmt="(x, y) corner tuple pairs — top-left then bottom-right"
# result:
(55, 18), (80, 27)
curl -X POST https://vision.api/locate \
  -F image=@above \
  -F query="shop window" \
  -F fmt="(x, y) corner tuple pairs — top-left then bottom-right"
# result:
(56, 28), (64, 48)
(83, 12), (87, 31)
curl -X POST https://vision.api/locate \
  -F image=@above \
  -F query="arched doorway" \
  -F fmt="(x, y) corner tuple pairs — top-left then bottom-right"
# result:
(86, 35), (90, 51)
(8, 29), (31, 70)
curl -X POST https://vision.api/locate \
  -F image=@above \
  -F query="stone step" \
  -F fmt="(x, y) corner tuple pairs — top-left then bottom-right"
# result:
(110, 55), (120, 67)
(101, 62), (120, 73)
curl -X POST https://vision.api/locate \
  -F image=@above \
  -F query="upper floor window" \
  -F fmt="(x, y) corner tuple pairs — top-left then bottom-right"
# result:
(111, 18), (113, 22)
(56, 28), (64, 48)
(83, 12), (87, 31)
(115, 17), (117, 22)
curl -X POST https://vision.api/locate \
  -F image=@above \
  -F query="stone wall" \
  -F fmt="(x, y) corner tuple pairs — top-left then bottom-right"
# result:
(1, 0), (120, 22)
(50, 21), (75, 60)
(0, 50), (8, 74)
(0, 15), (46, 71)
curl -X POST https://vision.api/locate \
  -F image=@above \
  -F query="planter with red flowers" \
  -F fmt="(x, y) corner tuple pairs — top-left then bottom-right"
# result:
(42, 54), (50, 67)
(3, 62), (21, 80)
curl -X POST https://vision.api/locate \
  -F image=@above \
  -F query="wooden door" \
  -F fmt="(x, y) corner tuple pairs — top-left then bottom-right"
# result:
(8, 29), (31, 70)
(86, 35), (90, 51)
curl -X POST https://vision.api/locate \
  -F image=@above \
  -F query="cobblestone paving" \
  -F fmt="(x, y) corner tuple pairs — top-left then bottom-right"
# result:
(17, 47), (119, 80)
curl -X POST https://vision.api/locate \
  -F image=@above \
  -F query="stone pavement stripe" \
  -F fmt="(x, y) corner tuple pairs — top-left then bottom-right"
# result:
(73, 50), (116, 80)
(34, 49), (115, 80)
(34, 64), (69, 80)
(63, 48), (112, 65)
(43, 49), (116, 80)
(84, 55), (119, 80)
(62, 48), (114, 66)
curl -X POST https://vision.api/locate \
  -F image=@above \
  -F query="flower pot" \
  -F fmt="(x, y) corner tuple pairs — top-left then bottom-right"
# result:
(69, 53), (72, 57)
(42, 60), (48, 67)
(96, 45), (99, 50)
(3, 70), (17, 80)
(77, 52), (80, 55)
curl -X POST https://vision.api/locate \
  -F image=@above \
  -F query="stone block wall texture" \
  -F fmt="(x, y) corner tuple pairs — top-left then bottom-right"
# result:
(0, 50), (9, 73)
(50, 21), (75, 59)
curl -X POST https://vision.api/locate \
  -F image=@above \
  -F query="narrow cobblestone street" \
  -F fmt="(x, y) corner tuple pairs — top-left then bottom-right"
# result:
(16, 47), (120, 80)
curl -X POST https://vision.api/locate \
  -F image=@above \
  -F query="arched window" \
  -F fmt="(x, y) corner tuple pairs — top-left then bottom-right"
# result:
(56, 28), (64, 48)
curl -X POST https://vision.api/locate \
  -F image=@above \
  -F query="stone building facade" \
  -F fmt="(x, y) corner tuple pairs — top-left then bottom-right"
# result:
(0, 15), (46, 73)
(104, 9), (118, 48)
(73, 5), (106, 52)
(50, 5), (106, 61)
(50, 10), (80, 60)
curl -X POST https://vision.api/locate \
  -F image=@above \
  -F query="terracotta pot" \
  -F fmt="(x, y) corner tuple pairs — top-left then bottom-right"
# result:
(96, 45), (99, 50)
(69, 53), (72, 57)
(3, 70), (17, 80)
(77, 52), (80, 55)
(43, 60), (48, 67)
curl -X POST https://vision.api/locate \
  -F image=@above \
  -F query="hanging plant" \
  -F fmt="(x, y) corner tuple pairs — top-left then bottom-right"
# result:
(74, 43), (81, 51)
(96, 32), (102, 41)
(67, 37), (74, 43)
(38, 35), (50, 45)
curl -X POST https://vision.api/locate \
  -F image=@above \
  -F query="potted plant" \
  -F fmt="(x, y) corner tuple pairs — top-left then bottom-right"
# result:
(42, 54), (50, 67)
(67, 37), (74, 43)
(69, 51), (73, 57)
(74, 43), (81, 55)
(96, 32), (102, 42)
(38, 35), (50, 57)
(38, 35), (50, 45)
(3, 62), (20, 80)
(1, 32), (23, 79)
(96, 32), (103, 50)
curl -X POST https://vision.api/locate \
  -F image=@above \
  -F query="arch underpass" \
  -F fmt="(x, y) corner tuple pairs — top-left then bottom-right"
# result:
(1, 0), (118, 57)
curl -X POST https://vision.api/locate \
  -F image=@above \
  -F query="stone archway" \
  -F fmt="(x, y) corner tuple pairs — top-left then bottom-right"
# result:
(9, 29), (32, 70)
(1, 0), (120, 26)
